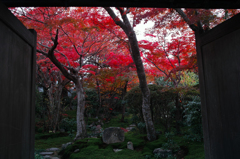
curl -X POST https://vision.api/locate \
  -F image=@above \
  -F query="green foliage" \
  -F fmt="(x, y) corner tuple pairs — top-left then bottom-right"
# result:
(124, 84), (177, 131)
(34, 150), (44, 159)
(35, 132), (68, 140)
(179, 71), (199, 87)
(155, 77), (174, 87)
(102, 114), (131, 129)
(162, 132), (180, 153)
(59, 118), (77, 134)
(183, 96), (203, 142)
(85, 89), (99, 116)
(35, 135), (73, 149)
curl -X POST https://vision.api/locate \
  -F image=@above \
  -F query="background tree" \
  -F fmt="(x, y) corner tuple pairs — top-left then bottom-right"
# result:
(104, 7), (156, 141)
(14, 7), (124, 140)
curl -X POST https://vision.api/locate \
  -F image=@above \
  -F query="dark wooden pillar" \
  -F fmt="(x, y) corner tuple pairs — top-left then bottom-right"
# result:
(0, 2), (36, 159)
(196, 13), (240, 159)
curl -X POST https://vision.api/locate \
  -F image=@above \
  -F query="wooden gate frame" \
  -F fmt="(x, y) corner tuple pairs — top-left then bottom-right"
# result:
(0, 2), (36, 159)
(196, 13), (240, 159)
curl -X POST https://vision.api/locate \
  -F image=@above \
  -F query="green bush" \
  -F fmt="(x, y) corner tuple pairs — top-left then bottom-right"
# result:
(85, 89), (99, 117)
(124, 84), (177, 131)
(59, 118), (77, 133)
(183, 96), (203, 142)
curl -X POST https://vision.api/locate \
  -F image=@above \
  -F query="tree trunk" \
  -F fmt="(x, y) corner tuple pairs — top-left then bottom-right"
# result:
(121, 80), (128, 122)
(104, 7), (156, 141)
(53, 79), (63, 133)
(74, 79), (87, 140)
(96, 79), (102, 118)
(123, 17), (156, 141)
(175, 93), (181, 134)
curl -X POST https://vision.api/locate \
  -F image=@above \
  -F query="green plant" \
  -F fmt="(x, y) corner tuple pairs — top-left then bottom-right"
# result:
(34, 149), (45, 159)
(183, 96), (203, 142)
(85, 89), (99, 117)
(162, 132), (180, 153)
(59, 118), (77, 133)
(137, 122), (146, 134)
(144, 155), (152, 159)
(124, 84), (177, 132)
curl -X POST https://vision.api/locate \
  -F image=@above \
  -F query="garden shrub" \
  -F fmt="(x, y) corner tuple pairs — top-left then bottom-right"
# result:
(85, 89), (99, 117)
(59, 118), (77, 134)
(124, 84), (177, 132)
(183, 95), (203, 142)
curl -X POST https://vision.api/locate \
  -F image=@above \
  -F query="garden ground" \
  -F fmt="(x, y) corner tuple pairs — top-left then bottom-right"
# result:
(35, 111), (204, 159)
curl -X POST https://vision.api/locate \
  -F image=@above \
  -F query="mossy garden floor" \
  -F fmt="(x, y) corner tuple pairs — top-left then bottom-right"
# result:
(35, 112), (204, 159)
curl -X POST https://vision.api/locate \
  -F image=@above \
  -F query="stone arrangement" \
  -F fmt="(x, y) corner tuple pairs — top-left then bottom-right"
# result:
(39, 147), (60, 159)
(102, 127), (125, 144)
(153, 148), (172, 158)
(127, 141), (134, 150)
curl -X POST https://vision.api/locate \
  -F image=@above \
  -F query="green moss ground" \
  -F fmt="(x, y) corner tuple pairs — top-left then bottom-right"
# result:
(35, 110), (204, 159)
(35, 135), (73, 150)
(102, 114), (132, 129)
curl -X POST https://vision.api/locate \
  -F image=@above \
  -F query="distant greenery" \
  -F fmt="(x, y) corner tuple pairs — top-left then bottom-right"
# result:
(35, 78), (204, 159)
(124, 84), (177, 132)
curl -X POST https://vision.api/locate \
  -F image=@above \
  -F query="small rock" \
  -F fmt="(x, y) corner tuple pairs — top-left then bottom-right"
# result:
(39, 152), (54, 155)
(113, 149), (123, 152)
(62, 142), (72, 150)
(127, 141), (134, 150)
(74, 149), (80, 153)
(153, 148), (172, 158)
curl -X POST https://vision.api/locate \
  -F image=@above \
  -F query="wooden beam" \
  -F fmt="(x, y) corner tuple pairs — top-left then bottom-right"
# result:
(1, 0), (240, 8)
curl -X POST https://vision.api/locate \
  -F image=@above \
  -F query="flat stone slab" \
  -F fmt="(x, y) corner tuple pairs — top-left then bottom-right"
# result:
(43, 155), (51, 159)
(46, 148), (60, 151)
(113, 149), (123, 152)
(129, 124), (136, 127)
(39, 152), (54, 155)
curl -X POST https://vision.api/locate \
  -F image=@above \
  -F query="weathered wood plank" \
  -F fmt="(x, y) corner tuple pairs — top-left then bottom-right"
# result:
(0, 2), (35, 47)
(0, 2), (36, 159)
(0, 0), (239, 8)
(197, 13), (240, 159)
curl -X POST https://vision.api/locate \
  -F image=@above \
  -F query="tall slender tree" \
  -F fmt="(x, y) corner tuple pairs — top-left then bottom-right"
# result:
(104, 7), (156, 141)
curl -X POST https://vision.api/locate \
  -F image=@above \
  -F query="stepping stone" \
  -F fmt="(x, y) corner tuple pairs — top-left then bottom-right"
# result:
(74, 149), (80, 153)
(129, 124), (136, 127)
(46, 148), (60, 151)
(39, 152), (54, 156)
(43, 155), (51, 159)
(113, 149), (123, 152)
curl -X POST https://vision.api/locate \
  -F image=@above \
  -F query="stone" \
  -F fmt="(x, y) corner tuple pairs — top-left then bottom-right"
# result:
(62, 142), (72, 150)
(95, 125), (102, 133)
(60, 129), (65, 132)
(39, 152), (54, 155)
(102, 127), (125, 144)
(153, 148), (172, 158)
(113, 149), (123, 152)
(127, 141), (134, 150)
(74, 149), (80, 153)
(51, 157), (60, 159)
(129, 124), (136, 127)
(46, 148), (60, 151)
(43, 155), (51, 159)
